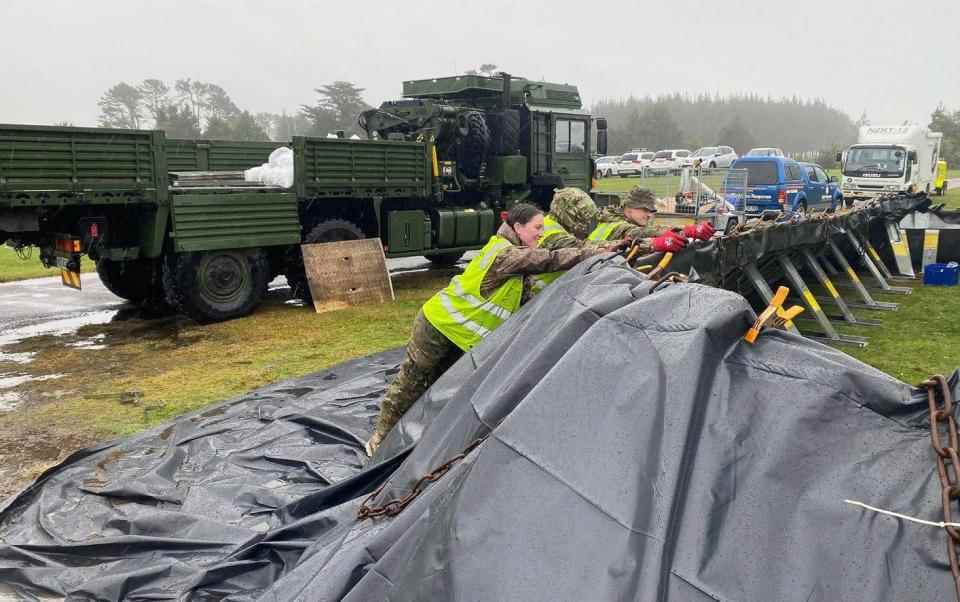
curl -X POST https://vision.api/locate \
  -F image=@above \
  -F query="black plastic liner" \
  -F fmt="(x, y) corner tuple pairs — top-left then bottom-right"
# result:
(1, 256), (957, 601)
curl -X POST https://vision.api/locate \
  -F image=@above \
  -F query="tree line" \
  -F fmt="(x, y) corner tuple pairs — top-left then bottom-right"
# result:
(592, 93), (859, 159)
(931, 104), (960, 167)
(94, 76), (960, 170)
(96, 79), (370, 140)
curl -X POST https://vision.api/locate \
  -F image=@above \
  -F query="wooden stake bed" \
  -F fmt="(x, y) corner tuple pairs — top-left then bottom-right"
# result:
(301, 239), (395, 313)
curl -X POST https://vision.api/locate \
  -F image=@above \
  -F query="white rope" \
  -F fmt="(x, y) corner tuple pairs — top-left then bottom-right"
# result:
(844, 499), (960, 529)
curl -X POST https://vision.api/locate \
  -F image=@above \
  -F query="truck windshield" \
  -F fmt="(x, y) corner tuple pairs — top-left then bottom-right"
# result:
(844, 147), (905, 176)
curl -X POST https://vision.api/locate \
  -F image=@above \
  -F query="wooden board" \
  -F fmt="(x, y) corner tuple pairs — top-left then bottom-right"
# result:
(301, 239), (395, 313)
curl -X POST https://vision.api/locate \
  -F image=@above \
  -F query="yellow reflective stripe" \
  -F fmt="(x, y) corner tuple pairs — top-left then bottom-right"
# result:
(867, 245), (882, 263)
(450, 278), (513, 320)
(846, 266), (863, 284)
(824, 279), (840, 298)
(924, 229), (940, 250)
(801, 289), (821, 313)
(478, 240), (511, 269)
(438, 291), (492, 338)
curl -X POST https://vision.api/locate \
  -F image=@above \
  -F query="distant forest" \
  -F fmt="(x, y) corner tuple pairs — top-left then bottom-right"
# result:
(592, 93), (859, 158)
(90, 76), (960, 169)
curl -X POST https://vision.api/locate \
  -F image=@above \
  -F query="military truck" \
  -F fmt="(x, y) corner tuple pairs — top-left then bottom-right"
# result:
(0, 73), (607, 323)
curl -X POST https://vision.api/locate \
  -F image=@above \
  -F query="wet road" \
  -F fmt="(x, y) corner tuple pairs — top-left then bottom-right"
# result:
(0, 255), (467, 334)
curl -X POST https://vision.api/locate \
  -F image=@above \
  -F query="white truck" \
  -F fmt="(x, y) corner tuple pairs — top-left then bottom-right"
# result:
(838, 124), (942, 201)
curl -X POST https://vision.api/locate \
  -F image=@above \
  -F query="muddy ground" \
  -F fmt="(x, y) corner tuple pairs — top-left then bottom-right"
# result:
(0, 306), (193, 498)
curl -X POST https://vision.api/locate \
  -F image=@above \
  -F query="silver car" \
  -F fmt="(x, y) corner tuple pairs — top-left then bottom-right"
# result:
(746, 147), (785, 158)
(684, 146), (738, 169)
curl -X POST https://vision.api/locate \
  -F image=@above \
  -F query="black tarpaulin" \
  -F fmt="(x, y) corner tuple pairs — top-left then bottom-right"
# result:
(1, 255), (956, 601)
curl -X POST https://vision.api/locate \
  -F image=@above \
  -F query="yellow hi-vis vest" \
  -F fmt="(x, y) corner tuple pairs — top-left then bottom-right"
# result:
(529, 214), (570, 294)
(422, 235), (523, 351)
(588, 220), (625, 242)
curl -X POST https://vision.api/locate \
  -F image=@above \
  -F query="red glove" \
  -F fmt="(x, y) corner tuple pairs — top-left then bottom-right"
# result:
(652, 231), (688, 252)
(683, 222), (716, 241)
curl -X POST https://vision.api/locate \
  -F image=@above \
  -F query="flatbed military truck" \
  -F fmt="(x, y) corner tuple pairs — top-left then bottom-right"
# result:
(0, 74), (608, 322)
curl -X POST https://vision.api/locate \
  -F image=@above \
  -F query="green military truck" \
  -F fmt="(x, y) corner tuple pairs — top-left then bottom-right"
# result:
(0, 73), (607, 323)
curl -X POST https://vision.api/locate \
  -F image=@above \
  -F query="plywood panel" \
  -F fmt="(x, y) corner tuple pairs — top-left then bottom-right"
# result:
(302, 239), (395, 313)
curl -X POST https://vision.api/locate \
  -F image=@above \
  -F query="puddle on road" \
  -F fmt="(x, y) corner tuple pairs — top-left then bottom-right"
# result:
(0, 310), (118, 361)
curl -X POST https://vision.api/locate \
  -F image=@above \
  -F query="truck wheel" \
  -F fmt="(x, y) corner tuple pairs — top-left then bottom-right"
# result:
(457, 111), (490, 179)
(426, 252), (464, 268)
(285, 219), (365, 304)
(163, 248), (269, 323)
(96, 258), (165, 305)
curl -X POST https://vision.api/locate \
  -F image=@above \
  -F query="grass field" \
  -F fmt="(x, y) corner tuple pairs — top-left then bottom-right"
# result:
(0, 245), (94, 283)
(0, 270), (450, 495)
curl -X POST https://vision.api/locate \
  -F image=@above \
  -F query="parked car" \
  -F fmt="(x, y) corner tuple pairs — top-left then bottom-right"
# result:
(617, 151), (655, 176)
(798, 162), (842, 211)
(684, 146), (738, 169)
(594, 155), (621, 177)
(726, 156), (805, 214)
(745, 147), (785, 157)
(648, 149), (691, 175)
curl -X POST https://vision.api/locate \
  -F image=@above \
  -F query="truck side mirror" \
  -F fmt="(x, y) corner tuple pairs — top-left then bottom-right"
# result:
(908, 150), (917, 162)
(835, 152), (841, 162)
(597, 130), (608, 156)
(595, 118), (607, 131)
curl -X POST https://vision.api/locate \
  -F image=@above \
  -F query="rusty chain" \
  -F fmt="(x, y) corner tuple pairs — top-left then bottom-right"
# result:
(924, 374), (960, 601)
(357, 436), (487, 521)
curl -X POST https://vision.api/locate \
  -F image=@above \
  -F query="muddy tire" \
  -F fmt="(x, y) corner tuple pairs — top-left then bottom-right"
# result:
(96, 258), (164, 304)
(163, 248), (269, 323)
(457, 111), (490, 179)
(284, 219), (365, 304)
(425, 251), (464, 268)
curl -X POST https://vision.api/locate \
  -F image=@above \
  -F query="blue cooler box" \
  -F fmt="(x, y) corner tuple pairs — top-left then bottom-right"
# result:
(923, 263), (959, 286)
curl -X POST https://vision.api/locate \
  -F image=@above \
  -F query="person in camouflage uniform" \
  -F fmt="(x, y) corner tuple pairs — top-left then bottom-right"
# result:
(538, 187), (604, 251)
(589, 187), (663, 254)
(366, 203), (617, 455)
(590, 186), (716, 254)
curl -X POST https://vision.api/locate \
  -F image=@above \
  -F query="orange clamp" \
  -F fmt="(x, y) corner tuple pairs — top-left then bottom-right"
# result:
(744, 286), (804, 344)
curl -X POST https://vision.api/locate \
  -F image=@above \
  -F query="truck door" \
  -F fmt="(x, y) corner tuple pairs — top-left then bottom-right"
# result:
(550, 115), (591, 191)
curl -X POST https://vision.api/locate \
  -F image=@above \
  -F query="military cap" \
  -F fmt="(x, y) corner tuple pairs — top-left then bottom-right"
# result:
(550, 187), (599, 234)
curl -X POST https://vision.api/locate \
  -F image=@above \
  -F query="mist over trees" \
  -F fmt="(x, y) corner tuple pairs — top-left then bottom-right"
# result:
(592, 93), (858, 156)
(300, 82), (370, 138)
(96, 79), (370, 141)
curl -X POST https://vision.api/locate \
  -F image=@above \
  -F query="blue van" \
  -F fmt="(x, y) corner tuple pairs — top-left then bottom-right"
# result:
(726, 156), (806, 214)
(797, 162), (842, 211)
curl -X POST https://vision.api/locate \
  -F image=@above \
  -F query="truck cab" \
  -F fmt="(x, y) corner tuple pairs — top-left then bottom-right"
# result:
(839, 125), (942, 201)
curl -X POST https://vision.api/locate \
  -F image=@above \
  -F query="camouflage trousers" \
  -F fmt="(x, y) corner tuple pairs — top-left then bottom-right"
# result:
(374, 309), (462, 438)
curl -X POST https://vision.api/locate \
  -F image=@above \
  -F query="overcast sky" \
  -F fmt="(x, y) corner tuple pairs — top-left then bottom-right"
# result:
(2, 0), (957, 127)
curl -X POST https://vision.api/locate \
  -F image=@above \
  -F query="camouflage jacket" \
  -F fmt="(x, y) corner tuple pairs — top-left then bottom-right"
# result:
(595, 206), (659, 254)
(538, 212), (607, 251)
(482, 223), (604, 301)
